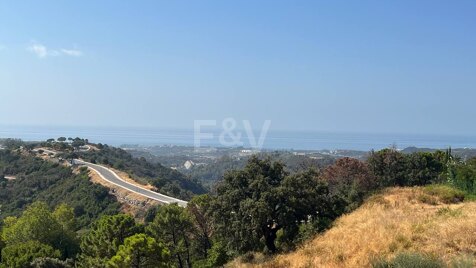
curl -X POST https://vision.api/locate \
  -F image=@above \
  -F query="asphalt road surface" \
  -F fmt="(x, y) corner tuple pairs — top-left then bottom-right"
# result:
(74, 159), (187, 207)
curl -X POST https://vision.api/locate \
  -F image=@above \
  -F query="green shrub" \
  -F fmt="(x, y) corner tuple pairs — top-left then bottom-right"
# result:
(1, 241), (61, 268)
(423, 185), (465, 204)
(372, 252), (445, 268)
(418, 194), (439, 205)
(450, 254), (476, 268)
(205, 241), (229, 267)
(453, 159), (476, 194)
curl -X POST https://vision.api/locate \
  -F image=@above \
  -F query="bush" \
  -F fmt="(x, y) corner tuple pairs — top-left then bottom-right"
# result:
(452, 158), (476, 194)
(423, 185), (465, 204)
(1, 241), (61, 268)
(451, 254), (476, 268)
(372, 252), (445, 268)
(205, 241), (229, 267)
(418, 194), (439, 205)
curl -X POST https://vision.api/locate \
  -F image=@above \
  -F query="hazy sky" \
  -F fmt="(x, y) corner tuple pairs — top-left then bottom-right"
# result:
(1, 1), (475, 134)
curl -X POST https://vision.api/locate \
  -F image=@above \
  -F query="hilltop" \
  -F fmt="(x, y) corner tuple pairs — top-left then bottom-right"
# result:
(0, 138), (206, 223)
(231, 187), (476, 268)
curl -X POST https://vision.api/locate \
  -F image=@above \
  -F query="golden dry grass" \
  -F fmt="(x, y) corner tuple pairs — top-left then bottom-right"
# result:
(229, 187), (476, 268)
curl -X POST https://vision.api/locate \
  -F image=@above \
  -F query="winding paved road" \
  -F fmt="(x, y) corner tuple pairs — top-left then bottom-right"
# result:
(74, 159), (188, 207)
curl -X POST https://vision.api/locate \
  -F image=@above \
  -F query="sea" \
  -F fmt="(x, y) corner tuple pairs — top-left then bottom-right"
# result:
(0, 125), (475, 151)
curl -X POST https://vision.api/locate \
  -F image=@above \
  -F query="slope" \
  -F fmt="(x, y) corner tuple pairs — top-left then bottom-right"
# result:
(232, 187), (476, 267)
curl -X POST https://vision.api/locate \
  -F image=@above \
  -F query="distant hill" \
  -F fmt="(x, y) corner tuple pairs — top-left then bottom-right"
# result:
(127, 148), (337, 187)
(401, 146), (438, 153)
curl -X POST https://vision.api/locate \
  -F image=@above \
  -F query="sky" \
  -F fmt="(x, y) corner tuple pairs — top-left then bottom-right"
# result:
(1, 0), (475, 135)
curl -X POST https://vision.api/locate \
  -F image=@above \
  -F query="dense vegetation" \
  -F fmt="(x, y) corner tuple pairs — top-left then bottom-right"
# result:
(76, 145), (206, 200)
(262, 187), (476, 267)
(2, 142), (476, 267)
(126, 145), (337, 188)
(0, 149), (120, 228)
(169, 152), (335, 188)
(451, 157), (476, 194)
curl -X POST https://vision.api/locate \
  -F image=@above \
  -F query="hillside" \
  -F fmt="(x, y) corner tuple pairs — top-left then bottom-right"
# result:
(233, 187), (476, 268)
(0, 149), (120, 229)
(2, 143), (476, 267)
(0, 139), (206, 227)
(77, 144), (206, 200)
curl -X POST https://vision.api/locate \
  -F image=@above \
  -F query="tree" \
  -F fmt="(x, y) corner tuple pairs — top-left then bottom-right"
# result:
(367, 149), (446, 188)
(53, 204), (77, 231)
(57, 137), (67, 142)
(276, 169), (334, 248)
(210, 156), (333, 254)
(203, 241), (228, 268)
(72, 139), (85, 150)
(0, 233), (4, 260)
(367, 148), (408, 187)
(321, 157), (376, 212)
(453, 158), (476, 194)
(144, 206), (159, 224)
(1, 240), (60, 268)
(209, 157), (286, 253)
(107, 234), (171, 268)
(187, 195), (213, 260)
(1, 202), (79, 259)
(147, 204), (194, 268)
(406, 152), (444, 186)
(78, 214), (142, 267)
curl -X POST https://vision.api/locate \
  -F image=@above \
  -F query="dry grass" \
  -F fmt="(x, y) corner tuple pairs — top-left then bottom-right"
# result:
(229, 187), (476, 268)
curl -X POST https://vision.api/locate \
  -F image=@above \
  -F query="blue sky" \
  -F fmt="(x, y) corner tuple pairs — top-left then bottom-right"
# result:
(1, 0), (475, 135)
